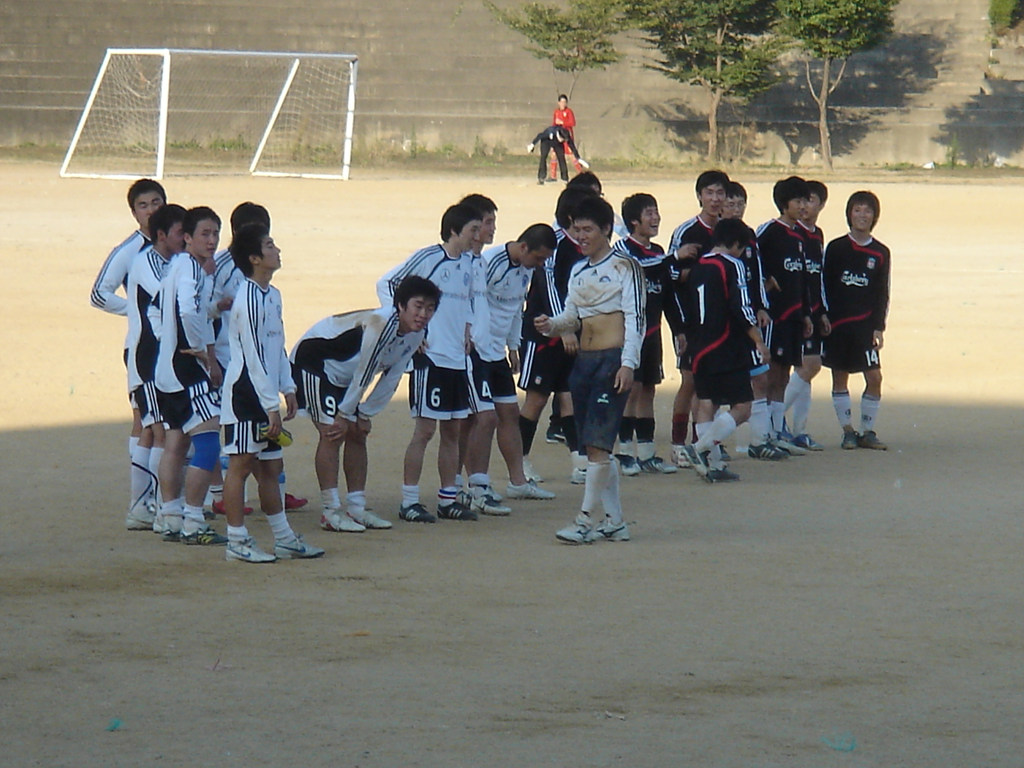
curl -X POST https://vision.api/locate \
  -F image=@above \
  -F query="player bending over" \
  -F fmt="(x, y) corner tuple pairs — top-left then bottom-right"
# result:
(291, 276), (441, 532)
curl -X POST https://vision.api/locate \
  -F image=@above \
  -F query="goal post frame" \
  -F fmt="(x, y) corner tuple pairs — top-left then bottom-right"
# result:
(60, 48), (359, 180)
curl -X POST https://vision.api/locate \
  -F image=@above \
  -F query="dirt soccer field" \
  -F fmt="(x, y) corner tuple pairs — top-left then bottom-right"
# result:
(1, 160), (1022, 767)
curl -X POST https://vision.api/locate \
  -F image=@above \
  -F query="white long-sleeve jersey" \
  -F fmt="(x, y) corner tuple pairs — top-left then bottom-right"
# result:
(125, 247), (172, 391)
(221, 279), (295, 423)
(90, 230), (150, 351)
(290, 307), (424, 421)
(155, 253), (215, 393)
(471, 244), (534, 363)
(546, 250), (646, 370)
(376, 244), (473, 370)
(209, 248), (246, 368)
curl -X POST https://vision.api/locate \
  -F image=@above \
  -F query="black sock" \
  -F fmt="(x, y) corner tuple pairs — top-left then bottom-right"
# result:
(635, 417), (656, 443)
(520, 415), (539, 455)
(618, 416), (636, 444)
(560, 415), (579, 452)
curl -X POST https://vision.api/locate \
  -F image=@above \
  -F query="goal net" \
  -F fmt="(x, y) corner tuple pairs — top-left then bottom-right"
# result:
(60, 48), (358, 180)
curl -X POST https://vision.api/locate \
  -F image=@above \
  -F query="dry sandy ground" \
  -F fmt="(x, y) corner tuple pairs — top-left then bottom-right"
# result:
(1, 160), (1023, 767)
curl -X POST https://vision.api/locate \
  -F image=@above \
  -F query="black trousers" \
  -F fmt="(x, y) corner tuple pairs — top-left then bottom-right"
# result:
(539, 138), (567, 181)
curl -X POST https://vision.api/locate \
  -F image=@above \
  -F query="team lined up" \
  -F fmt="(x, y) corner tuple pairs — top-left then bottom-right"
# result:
(91, 170), (889, 554)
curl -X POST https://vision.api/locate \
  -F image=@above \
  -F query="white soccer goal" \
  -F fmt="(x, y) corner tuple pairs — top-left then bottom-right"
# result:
(60, 48), (358, 180)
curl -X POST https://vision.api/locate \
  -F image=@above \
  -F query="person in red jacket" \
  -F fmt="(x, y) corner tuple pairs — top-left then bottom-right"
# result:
(550, 94), (588, 177)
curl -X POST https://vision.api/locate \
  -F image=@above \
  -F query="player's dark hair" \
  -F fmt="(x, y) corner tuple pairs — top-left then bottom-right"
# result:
(712, 218), (749, 249)
(555, 186), (598, 229)
(571, 195), (615, 236)
(147, 203), (187, 241)
(229, 223), (270, 277)
(805, 180), (828, 204)
(230, 202), (271, 235)
(725, 181), (747, 201)
(772, 176), (810, 213)
(558, 93), (568, 102)
(127, 178), (166, 208)
(621, 193), (658, 233)
(566, 171), (602, 194)
(440, 203), (481, 242)
(518, 223), (558, 252)
(846, 190), (881, 230)
(394, 275), (441, 311)
(459, 193), (498, 218)
(183, 206), (221, 236)
(695, 170), (729, 198)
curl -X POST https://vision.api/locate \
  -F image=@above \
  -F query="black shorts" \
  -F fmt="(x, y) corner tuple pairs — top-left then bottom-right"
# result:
(694, 368), (754, 406)
(222, 420), (284, 460)
(822, 323), (881, 373)
(569, 348), (630, 453)
(408, 352), (470, 420)
(802, 326), (823, 357)
(518, 337), (574, 395)
(636, 330), (665, 387)
(133, 381), (162, 427)
(468, 351), (518, 413)
(764, 317), (804, 367)
(294, 366), (347, 425)
(158, 381), (219, 433)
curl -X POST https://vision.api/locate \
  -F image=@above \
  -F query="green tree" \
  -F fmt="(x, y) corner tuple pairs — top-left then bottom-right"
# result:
(779, 0), (897, 170)
(484, 0), (627, 98)
(625, 0), (783, 161)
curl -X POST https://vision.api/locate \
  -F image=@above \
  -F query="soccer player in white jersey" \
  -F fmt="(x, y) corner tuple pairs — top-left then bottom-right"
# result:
(153, 207), (227, 546)
(207, 202), (306, 515)
(221, 224), (324, 562)
(90, 179), (166, 527)
(376, 204), (482, 523)
(464, 221), (559, 513)
(535, 196), (646, 544)
(291, 276), (441, 532)
(123, 203), (186, 530)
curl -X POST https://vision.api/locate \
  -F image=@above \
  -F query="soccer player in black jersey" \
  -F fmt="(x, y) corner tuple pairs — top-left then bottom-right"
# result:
(783, 179), (828, 451)
(821, 191), (890, 450)
(756, 176), (814, 457)
(680, 218), (770, 482)
(666, 170), (730, 468)
(612, 193), (679, 475)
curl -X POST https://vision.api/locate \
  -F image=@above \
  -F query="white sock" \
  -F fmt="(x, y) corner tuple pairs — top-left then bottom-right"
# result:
(636, 441), (655, 461)
(769, 401), (786, 436)
(581, 461), (610, 515)
(693, 421), (714, 453)
(401, 485), (419, 508)
(129, 441), (152, 513)
(321, 487), (341, 511)
(227, 524), (248, 543)
(266, 511), (293, 540)
(832, 390), (853, 428)
(750, 399), (770, 444)
(601, 460), (623, 525)
(792, 377), (813, 434)
(182, 504), (205, 534)
(148, 446), (164, 503)
(469, 473), (490, 493)
(346, 490), (366, 516)
(860, 393), (881, 433)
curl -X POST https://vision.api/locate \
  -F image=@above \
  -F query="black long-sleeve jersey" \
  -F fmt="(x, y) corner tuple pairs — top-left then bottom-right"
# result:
(798, 221), (825, 319)
(756, 218), (809, 323)
(521, 233), (582, 344)
(611, 235), (681, 335)
(667, 215), (716, 332)
(688, 252), (758, 375)
(822, 234), (890, 332)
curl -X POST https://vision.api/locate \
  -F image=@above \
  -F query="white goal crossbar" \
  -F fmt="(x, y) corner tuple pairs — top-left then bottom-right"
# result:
(60, 48), (358, 180)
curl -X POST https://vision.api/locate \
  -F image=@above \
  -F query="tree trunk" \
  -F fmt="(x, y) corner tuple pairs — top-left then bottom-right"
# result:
(817, 57), (833, 171)
(708, 88), (722, 161)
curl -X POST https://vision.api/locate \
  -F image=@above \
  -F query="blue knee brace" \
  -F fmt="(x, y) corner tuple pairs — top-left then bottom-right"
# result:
(189, 430), (221, 472)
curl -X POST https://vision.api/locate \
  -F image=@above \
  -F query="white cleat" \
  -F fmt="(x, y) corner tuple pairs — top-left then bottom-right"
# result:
(505, 480), (556, 500)
(320, 509), (366, 533)
(347, 509), (393, 529)
(522, 457), (544, 483)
